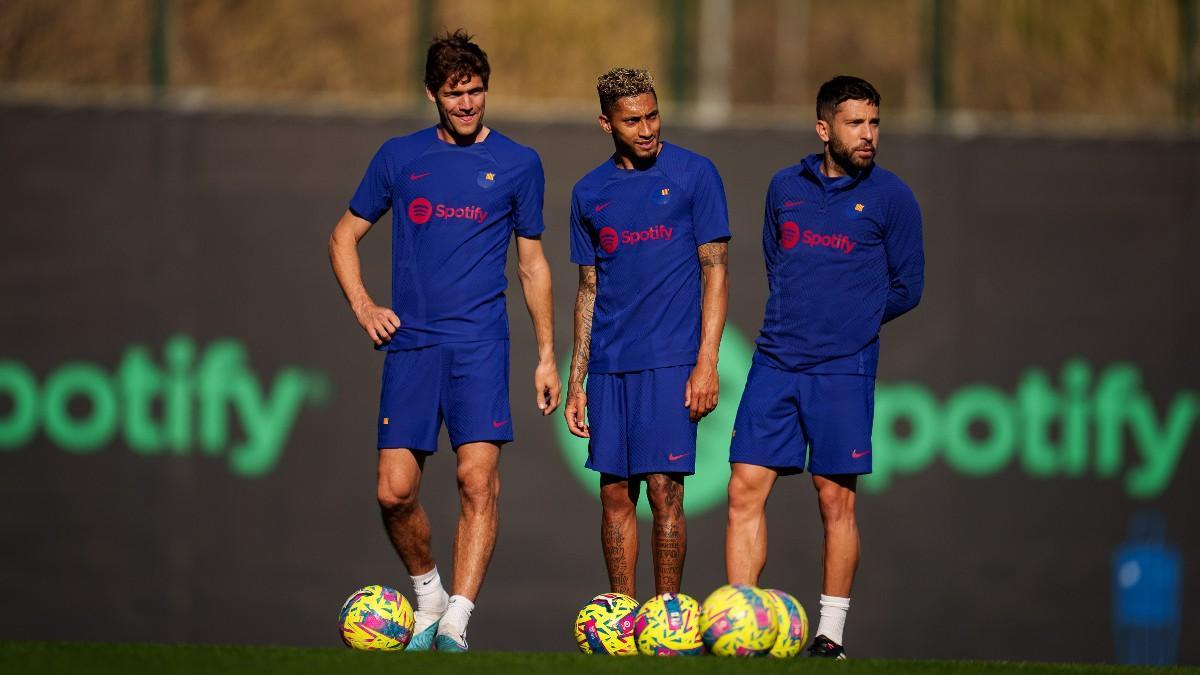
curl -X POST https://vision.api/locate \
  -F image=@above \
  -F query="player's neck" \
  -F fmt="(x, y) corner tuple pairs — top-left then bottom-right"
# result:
(437, 124), (490, 147)
(612, 143), (662, 171)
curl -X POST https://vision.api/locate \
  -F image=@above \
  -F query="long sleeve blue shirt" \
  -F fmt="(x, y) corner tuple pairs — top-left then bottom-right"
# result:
(753, 153), (924, 376)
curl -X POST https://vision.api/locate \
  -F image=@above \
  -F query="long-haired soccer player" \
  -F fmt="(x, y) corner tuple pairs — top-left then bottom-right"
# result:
(565, 68), (730, 598)
(328, 31), (560, 652)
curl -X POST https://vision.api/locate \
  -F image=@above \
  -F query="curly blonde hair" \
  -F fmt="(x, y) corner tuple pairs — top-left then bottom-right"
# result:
(596, 68), (656, 115)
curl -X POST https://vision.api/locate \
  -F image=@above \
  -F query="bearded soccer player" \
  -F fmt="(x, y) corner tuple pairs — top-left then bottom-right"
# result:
(565, 68), (730, 598)
(328, 31), (560, 652)
(725, 76), (924, 659)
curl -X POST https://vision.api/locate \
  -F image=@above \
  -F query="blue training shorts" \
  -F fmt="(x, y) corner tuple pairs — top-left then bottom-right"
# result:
(729, 361), (875, 475)
(585, 365), (697, 478)
(377, 339), (512, 452)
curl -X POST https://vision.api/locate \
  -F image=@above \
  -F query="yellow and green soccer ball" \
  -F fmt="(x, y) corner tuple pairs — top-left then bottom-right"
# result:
(574, 592), (640, 655)
(338, 584), (414, 651)
(764, 588), (809, 658)
(700, 584), (778, 656)
(634, 592), (705, 656)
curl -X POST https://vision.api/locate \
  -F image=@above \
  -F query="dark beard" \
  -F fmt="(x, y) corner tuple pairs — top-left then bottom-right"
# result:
(829, 134), (874, 176)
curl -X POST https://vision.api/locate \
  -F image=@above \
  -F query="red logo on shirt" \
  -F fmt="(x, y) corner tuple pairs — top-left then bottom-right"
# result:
(780, 221), (800, 249)
(622, 225), (673, 245)
(408, 198), (433, 224)
(802, 229), (856, 254)
(408, 198), (488, 225)
(599, 225), (674, 254)
(598, 227), (619, 253)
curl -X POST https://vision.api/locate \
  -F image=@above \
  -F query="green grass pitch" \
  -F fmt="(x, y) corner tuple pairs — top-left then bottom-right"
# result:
(1, 642), (1194, 675)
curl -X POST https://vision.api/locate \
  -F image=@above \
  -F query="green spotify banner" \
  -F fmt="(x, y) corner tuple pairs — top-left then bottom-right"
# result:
(0, 104), (1196, 664)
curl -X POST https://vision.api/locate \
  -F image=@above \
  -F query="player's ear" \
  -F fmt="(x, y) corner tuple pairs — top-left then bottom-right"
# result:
(425, 87), (436, 104)
(598, 114), (613, 135)
(815, 118), (830, 143)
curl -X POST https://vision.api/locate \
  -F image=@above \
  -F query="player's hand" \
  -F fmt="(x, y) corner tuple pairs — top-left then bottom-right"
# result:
(685, 359), (719, 422)
(565, 387), (589, 438)
(534, 358), (561, 415)
(353, 301), (400, 346)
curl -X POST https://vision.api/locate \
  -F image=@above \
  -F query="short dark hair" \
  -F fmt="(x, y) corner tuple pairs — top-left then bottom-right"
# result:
(597, 68), (656, 116)
(424, 30), (490, 94)
(816, 76), (881, 122)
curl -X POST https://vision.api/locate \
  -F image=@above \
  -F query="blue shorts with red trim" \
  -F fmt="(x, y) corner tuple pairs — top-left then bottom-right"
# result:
(377, 339), (512, 452)
(729, 361), (875, 475)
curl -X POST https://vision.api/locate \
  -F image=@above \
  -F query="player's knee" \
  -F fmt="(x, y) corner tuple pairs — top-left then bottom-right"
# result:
(645, 475), (683, 515)
(457, 467), (499, 511)
(377, 478), (419, 514)
(600, 483), (635, 516)
(816, 482), (856, 523)
(727, 473), (769, 515)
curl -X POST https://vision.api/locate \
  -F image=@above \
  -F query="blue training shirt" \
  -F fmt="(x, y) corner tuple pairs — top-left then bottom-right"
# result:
(754, 153), (924, 375)
(570, 142), (731, 374)
(348, 126), (545, 351)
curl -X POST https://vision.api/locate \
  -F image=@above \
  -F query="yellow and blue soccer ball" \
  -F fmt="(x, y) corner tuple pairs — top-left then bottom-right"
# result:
(634, 592), (705, 656)
(700, 584), (778, 656)
(338, 584), (414, 651)
(764, 588), (809, 658)
(574, 592), (639, 655)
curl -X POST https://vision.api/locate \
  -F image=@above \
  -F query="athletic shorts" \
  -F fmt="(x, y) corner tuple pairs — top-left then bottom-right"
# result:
(729, 361), (875, 475)
(585, 365), (698, 478)
(377, 339), (511, 452)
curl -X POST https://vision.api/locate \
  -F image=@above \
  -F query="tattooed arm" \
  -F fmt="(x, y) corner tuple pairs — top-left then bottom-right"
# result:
(685, 241), (729, 421)
(565, 265), (597, 437)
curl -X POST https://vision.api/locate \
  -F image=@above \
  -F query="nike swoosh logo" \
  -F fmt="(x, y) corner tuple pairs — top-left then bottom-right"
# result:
(784, 200), (803, 207)
(410, 172), (430, 180)
(492, 420), (509, 428)
(594, 202), (611, 213)
(668, 452), (690, 462)
(851, 449), (871, 459)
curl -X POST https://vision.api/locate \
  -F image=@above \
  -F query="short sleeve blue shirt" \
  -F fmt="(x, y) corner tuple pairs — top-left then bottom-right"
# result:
(569, 143), (731, 373)
(348, 127), (545, 350)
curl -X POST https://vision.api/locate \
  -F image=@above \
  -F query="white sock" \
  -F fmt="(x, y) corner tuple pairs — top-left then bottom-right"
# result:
(410, 567), (448, 632)
(436, 595), (475, 645)
(816, 594), (851, 646)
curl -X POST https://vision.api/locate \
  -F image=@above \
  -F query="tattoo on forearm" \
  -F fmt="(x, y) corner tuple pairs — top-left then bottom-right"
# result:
(698, 242), (729, 270)
(570, 266), (597, 390)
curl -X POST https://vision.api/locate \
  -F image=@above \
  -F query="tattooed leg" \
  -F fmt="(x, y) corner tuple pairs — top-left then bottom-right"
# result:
(646, 473), (686, 594)
(599, 474), (640, 596)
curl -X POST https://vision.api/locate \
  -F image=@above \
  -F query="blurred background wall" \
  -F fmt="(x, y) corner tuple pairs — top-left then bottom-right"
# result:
(0, 0), (1197, 666)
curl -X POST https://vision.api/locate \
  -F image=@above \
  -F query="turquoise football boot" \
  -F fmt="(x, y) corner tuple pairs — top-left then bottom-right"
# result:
(407, 619), (439, 651)
(433, 632), (468, 652)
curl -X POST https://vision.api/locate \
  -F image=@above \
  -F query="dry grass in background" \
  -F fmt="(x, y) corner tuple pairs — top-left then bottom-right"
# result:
(0, 0), (1192, 124)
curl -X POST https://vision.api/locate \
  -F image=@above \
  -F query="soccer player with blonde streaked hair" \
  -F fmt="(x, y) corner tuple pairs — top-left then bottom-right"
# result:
(565, 67), (731, 598)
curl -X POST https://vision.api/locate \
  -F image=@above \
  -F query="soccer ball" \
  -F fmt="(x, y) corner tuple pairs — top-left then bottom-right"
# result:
(633, 592), (705, 656)
(338, 584), (414, 650)
(764, 588), (809, 658)
(574, 593), (639, 655)
(700, 584), (778, 656)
